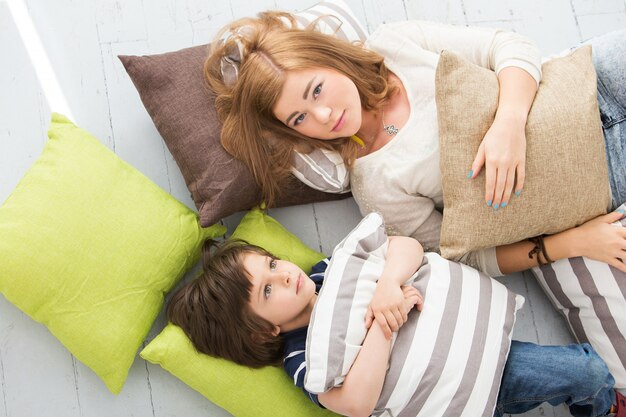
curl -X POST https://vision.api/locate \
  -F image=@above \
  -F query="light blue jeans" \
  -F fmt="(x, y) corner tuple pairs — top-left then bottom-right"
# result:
(495, 341), (615, 417)
(586, 29), (626, 209)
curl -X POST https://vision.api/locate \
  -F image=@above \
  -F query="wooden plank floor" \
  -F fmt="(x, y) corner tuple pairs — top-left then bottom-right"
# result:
(1, 0), (625, 416)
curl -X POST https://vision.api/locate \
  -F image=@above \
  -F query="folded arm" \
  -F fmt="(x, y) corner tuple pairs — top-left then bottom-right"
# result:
(496, 210), (626, 275)
(366, 236), (424, 338)
(319, 287), (422, 416)
(468, 66), (538, 210)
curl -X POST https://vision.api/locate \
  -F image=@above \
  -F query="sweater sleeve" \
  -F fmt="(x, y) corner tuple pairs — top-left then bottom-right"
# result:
(458, 247), (504, 277)
(374, 20), (542, 85)
(353, 183), (443, 253)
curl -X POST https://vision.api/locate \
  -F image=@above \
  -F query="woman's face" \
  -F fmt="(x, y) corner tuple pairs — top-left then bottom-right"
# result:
(272, 67), (362, 140)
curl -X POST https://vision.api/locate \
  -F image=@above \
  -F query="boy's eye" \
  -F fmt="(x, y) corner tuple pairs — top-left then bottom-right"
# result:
(294, 114), (306, 126)
(264, 284), (272, 299)
(269, 259), (277, 271)
(312, 83), (322, 98)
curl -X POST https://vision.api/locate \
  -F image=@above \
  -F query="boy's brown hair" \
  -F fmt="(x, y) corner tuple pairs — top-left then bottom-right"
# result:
(167, 239), (284, 368)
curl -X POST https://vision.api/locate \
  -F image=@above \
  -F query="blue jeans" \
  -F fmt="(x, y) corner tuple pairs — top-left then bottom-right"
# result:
(584, 29), (626, 209)
(494, 341), (615, 417)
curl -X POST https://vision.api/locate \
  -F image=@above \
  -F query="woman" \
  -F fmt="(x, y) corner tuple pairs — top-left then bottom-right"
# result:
(204, 12), (626, 277)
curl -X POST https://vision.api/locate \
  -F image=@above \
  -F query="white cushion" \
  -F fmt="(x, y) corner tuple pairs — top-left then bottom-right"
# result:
(305, 213), (524, 416)
(531, 204), (626, 389)
(289, 0), (363, 193)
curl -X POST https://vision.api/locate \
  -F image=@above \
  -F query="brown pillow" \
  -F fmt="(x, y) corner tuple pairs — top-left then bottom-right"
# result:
(118, 46), (346, 227)
(436, 46), (610, 260)
(118, 0), (369, 226)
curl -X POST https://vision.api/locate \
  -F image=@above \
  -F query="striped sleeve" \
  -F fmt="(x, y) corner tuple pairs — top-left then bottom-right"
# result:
(283, 328), (322, 407)
(281, 258), (330, 407)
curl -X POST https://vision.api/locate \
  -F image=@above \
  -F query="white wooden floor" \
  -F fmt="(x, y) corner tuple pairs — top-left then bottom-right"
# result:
(1, 1), (625, 416)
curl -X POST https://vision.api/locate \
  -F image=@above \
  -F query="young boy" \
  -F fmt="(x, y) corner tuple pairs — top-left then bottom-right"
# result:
(168, 237), (625, 417)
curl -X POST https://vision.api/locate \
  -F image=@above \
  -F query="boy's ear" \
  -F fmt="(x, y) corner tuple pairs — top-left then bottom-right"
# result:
(251, 326), (281, 343)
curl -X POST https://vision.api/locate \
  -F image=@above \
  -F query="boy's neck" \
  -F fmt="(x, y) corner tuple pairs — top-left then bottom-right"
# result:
(279, 294), (318, 333)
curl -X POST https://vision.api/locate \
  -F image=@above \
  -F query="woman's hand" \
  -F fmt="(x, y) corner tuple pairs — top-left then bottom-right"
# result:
(469, 114), (526, 210)
(469, 66), (538, 209)
(573, 210), (626, 273)
(365, 282), (423, 340)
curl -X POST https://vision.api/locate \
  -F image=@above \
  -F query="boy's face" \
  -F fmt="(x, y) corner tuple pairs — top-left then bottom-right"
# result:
(243, 252), (317, 334)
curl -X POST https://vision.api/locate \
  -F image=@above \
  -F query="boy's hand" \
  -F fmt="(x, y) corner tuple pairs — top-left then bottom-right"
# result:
(365, 281), (423, 340)
(365, 279), (404, 339)
(402, 285), (424, 314)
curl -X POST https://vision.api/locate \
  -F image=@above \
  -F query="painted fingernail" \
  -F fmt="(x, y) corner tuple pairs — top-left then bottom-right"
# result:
(487, 200), (492, 207)
(617, 209), (625, 215)
(467, 170), (473, 179)
(493, 203), (499, 210)
(501, 202), (508, 208)
(515, 190), (522, 197)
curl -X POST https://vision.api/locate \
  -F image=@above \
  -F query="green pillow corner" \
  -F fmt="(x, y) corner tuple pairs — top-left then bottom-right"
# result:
(0, 112), (225, 394)
(230, 207), (325, 274)
(141, 323), (337, 417)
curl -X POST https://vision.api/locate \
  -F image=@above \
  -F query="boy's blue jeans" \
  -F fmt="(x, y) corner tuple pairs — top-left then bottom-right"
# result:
(494, 341), (615, 417)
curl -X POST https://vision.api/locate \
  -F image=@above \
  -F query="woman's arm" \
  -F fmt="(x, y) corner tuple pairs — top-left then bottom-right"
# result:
(496, 210), (626, 274)
(318, 287), (422, 417)
(393, 21), (541, 208)
(468, 66), (538, 209)
(366, 236), (424, 338)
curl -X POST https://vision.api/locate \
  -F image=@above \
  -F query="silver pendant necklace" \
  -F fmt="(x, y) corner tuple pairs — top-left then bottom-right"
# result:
(382, 107), (399, 136)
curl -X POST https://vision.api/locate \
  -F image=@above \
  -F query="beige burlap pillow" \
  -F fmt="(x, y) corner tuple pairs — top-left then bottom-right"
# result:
(436, 46), (610, 260)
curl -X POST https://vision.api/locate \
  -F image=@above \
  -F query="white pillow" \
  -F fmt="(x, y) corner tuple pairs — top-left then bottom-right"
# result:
(531, 204), (626, 389)
(305, 213), (524, 416)
(291, 148), (350, 194)
(289, 0), (363, 193)
(293, 0), (367, 41)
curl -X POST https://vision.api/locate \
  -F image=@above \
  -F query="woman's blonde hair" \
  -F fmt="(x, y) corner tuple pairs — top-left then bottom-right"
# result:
(205, 11), (394, 206)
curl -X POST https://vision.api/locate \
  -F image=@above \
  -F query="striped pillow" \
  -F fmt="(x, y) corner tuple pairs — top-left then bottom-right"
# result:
(291, 148), (350, 194)
(531, 206), (626, 389)
(293, 0), (368, 41)
(305, 213), (524, 416)
(289, 0), (364, 194)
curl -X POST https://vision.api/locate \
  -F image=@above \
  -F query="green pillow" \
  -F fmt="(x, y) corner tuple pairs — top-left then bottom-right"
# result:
(230, 206), (325, 273)
(0, 113), (225, 394)
(141, 209), (335, 416)
(141, 324), (336, 417)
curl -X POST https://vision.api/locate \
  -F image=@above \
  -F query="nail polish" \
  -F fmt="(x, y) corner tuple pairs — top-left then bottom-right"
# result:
(501, 202), (508, 208)
(487, 200), (492, 207)
(467, 170), (473, 179)
(493, 203), (499, 210)
(515, 190), (522, 197)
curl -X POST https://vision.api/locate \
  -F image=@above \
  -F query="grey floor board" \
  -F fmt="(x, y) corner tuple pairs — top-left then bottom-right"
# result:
(1, 0), (625, 416)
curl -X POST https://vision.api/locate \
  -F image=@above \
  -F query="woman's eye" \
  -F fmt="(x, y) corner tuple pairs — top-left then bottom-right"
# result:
(294, 114), (306, 126)
(269, 259), (277, 271)
(264, 284), (272, 299)
(313, 83), (322, 98)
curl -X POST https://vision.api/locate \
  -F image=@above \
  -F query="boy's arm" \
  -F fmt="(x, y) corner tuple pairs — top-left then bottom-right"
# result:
(318, 320), (390, 417)
(318, 288), (422, 417)
(367, 236), (424, 338)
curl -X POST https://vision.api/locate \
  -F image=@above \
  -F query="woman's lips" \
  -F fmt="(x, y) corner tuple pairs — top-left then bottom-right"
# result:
(332, 111), (345, 132)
